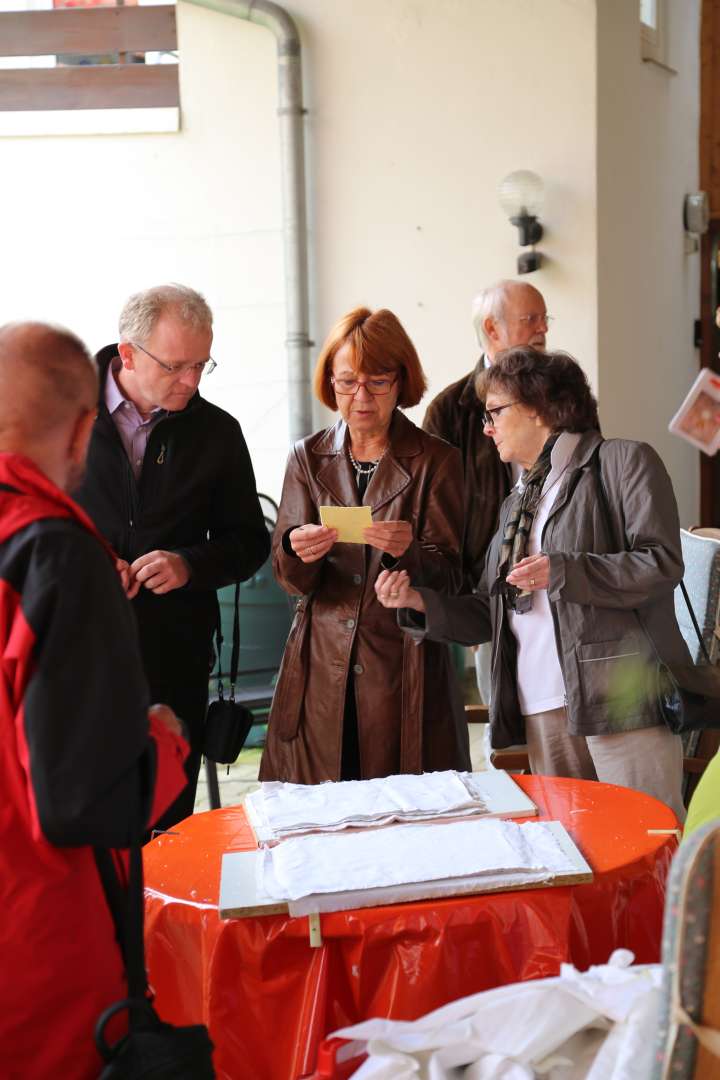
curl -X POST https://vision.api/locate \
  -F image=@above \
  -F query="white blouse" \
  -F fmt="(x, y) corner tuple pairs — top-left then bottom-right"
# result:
(507, 432), (582, 717)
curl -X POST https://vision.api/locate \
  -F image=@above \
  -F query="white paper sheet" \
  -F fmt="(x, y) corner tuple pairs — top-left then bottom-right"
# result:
(262, 818), (578, 902)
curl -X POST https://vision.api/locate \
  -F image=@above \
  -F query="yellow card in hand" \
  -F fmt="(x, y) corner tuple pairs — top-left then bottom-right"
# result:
(319, 505), (372, 544)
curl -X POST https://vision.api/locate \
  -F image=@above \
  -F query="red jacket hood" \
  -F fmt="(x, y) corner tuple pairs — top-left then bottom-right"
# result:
(0, 452), (116, 560)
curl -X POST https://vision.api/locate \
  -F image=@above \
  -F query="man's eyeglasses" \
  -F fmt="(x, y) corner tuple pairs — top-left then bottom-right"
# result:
(482, 401), (518, 426)
(516, 313), (554, 327)
(331, 374), (398, 396)
(131, 341), (217, 377)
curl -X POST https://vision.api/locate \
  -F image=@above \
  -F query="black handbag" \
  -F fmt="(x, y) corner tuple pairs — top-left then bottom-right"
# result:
(94, 838), (215, 1078)
(204, 584), (254, 764)
(592, 444), (720, 734)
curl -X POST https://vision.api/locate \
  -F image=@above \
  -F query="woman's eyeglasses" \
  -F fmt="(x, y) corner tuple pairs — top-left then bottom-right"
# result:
(482, 401), (518, 426)
(331, 374), (398, 396)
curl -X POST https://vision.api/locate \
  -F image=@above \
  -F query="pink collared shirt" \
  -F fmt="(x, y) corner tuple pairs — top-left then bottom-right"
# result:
(105, 359), (166, 481)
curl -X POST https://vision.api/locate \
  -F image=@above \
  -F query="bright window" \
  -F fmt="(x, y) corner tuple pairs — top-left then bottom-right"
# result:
(639, 0), (670, 68)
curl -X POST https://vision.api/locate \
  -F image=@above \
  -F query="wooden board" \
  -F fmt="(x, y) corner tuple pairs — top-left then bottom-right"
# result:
(219, 820), (592, 921)
(0, 64), (179, 112)
(0, 7), (176, 58)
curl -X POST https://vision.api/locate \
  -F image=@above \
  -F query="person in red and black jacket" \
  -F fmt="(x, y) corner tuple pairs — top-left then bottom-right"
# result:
(0, 322), (189, 1079)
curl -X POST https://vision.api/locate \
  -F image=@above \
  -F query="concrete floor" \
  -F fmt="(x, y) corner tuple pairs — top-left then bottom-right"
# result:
(194, 722), (489, 813)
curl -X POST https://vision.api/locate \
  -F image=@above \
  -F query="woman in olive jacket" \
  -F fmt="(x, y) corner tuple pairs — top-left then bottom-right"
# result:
(377, 347), (690, 819)
(260, 307), (468, 785)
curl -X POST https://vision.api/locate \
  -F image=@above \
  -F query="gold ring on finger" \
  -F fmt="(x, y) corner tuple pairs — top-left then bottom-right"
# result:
(529, 578), (535, 586)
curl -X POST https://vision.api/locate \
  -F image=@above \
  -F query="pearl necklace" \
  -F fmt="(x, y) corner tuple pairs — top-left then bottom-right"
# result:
(348, 446), (385, 477)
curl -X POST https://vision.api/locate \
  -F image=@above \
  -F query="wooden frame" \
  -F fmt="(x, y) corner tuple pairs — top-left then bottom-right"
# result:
(0, 6), (176, 58)
(0, 6), (178, 112)
(699, 1), (720, 525)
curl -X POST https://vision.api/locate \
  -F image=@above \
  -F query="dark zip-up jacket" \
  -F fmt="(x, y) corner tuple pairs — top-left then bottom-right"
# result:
(76, 346), (270, 681)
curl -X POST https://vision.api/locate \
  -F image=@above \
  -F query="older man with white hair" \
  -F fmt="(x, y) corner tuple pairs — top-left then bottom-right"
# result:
(423, 279), (550, 701)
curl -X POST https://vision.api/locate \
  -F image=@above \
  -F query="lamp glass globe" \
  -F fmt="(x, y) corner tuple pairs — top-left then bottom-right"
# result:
(498, 170), (544, 219)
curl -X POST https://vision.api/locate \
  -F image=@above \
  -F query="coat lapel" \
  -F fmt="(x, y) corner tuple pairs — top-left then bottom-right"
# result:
(313, 420), (361, 507)
(311, 411), (424, 514)
(365, 410), (422, 514)
(541, 430), (602, 531)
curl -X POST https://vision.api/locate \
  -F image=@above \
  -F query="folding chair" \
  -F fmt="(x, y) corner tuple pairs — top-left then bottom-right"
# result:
(653, 820), (720, 1078)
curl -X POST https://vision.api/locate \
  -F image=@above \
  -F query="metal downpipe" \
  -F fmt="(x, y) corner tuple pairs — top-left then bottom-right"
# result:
(181, 0), (313, 442)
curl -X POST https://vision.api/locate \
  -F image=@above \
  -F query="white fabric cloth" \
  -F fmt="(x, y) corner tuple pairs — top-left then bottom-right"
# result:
(333, 951), (662, 1080)
(508, 432), (582, 716)
(474, 641), (493, 705)
(246, 770), (488, 842)
(260, 818), (579, 902)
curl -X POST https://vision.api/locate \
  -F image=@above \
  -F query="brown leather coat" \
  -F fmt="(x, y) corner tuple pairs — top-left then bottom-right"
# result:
(260, 410), (470, 784)
(422, 359), (511, 588)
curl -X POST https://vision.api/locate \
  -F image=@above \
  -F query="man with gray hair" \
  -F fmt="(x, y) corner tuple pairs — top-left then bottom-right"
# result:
(77, 284), (270, 828)
(423, 279), (549, 701)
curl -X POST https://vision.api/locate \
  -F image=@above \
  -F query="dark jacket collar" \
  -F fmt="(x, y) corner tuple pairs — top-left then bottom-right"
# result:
(458, 356), (485, 408)
(567, 429), (604, 470)
(538, 429), (603, 529)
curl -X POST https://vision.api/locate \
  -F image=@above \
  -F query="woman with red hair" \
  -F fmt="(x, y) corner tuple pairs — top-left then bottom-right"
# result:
(260, 306), (468, 784)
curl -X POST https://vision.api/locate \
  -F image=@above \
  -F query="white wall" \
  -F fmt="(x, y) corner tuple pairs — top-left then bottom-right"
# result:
(0, 10), (290, 496)
(300, 0), (598, 434)
(0, 0), (597, 503)
(596, 0), (701, 526)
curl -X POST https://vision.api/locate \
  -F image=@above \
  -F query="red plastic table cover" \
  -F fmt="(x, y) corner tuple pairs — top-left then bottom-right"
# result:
(143, 776), (678, 1080)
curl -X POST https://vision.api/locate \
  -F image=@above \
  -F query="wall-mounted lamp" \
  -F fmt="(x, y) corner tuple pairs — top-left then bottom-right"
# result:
(683, 191), (709, 255)
(498, 170), (544, 274)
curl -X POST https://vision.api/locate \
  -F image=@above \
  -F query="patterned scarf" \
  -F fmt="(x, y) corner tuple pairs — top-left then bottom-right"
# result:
(492, 434), (559, 614)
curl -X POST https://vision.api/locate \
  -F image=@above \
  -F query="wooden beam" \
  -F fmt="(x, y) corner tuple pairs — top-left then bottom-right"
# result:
(701, 0), (720, 214)
(0, 6), (176, 59)
(0, 64), (179, 111)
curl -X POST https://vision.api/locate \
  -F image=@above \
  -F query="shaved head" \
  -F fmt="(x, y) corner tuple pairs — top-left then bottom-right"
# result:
(0, 322), (97, 440)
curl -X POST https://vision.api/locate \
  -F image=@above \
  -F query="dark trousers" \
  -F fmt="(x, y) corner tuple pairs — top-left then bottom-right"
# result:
(341, 671), (361, 781)
(131, 590), (216, 833)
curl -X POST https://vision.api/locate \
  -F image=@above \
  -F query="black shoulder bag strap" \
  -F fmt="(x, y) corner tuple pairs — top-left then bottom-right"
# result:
(591, 443), (710, 665)
(94, 828), (149, 1008)
(214, 584), (241, 702)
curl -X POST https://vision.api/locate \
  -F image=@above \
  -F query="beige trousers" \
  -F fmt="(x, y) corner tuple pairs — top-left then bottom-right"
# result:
(524, 706), (686, 822)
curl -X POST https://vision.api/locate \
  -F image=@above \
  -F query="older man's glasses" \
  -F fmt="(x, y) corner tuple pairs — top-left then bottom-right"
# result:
(516, 313), (554, 327)
(331, 374), (398, 396)
(131, 341), (217, 377)
(482, 401), (518, 426)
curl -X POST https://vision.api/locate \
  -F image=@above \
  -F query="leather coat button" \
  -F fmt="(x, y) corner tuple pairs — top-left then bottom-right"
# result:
(346, 618), (355, 629)
(353, 574), (362, 585)
(353, 663), (364, 675)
